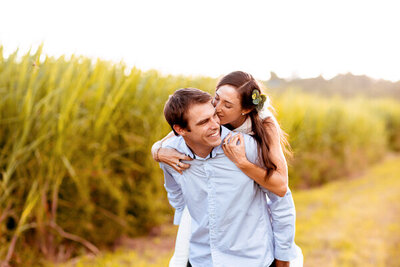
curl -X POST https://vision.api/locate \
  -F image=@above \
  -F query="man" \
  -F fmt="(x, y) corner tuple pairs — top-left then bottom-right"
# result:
(160, 88), (297, 267)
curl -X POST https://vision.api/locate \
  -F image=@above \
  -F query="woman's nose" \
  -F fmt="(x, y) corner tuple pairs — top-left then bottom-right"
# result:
(214, 101), (222, 112)
(212, 98), (217, 107)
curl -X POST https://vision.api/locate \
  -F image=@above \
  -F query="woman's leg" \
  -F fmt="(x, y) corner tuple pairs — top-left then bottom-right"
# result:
(169, 206), (192, 267)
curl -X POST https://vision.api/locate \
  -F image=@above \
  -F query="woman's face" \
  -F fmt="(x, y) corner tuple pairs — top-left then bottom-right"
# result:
(213, 85), (247, 126)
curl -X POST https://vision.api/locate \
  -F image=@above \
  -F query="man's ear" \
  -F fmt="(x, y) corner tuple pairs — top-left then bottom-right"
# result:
(173, 124), (186, 136)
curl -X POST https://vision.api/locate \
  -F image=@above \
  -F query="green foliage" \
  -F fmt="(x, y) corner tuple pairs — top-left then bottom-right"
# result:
(0, 46), (399, 264)
(368, 99), (400, 151)
(271, 91), (398, 187)
(0, 46), (215, 263)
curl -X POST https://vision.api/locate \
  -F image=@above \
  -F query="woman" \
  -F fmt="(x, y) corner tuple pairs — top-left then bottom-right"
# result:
(152, 71), (303, 267)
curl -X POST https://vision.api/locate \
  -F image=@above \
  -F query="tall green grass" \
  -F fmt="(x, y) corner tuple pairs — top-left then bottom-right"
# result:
(0, 46), (216, 265)
(0, 46), (399, 264)
(272, 90), (399, 188)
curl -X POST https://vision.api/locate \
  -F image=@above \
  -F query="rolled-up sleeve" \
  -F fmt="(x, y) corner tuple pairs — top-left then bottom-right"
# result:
(266, 188), (298, 261)
(160, 163), (185, 225)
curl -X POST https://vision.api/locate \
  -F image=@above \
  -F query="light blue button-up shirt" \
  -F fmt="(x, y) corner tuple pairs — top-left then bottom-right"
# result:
(160, 126), (297, 267)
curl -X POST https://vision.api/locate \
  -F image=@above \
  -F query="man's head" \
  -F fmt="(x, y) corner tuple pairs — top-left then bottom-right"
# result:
(164, 88), (222, 155)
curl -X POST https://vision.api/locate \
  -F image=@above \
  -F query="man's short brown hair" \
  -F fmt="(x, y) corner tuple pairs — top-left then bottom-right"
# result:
(164, 88), (212, 135)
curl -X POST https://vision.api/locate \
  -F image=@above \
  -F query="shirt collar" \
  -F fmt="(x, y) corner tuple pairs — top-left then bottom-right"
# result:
(232, 116), (253, 134)
(163, 126), (231, 160)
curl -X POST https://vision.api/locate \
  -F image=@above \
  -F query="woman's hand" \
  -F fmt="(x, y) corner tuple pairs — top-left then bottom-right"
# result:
(222, 133), (249, 168)
(158, 147), (193, 174)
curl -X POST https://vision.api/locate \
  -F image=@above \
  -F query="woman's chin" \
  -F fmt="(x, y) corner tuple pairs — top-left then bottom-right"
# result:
(219, 118), (230, 125)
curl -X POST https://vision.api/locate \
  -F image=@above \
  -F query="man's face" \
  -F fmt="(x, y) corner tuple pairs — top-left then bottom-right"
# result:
(182, 101), (221, 149)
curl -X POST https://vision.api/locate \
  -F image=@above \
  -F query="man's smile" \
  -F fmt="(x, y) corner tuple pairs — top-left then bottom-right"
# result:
(207, 129), (220, 138)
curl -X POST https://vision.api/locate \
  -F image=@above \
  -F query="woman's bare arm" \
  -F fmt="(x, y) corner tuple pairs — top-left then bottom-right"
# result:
(151, 131), (192, 174)
(222, 118), (288, 197)
(151, 131), (175, 160)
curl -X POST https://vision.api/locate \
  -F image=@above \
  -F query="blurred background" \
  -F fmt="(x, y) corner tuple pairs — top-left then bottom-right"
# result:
(1, 0), (400, 266)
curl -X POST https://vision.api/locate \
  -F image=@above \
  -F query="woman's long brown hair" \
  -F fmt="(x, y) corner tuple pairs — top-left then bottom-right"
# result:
(216, 71), (291, 177)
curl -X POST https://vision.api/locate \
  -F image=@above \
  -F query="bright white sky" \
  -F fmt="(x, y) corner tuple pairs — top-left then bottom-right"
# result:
(1, 0), (399, 81)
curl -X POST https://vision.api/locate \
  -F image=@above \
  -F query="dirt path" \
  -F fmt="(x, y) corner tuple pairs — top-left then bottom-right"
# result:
(294, 155), (400, 266)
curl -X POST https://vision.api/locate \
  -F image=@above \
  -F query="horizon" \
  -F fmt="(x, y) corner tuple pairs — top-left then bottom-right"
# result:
(2, 45), (399, 84)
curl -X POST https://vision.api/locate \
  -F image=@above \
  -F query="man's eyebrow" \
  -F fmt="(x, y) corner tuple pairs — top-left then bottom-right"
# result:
(196, 117), (209, 125)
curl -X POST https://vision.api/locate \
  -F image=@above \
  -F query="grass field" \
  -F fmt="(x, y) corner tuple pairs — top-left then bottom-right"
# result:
(53, 154), (400, 267)
(2, 48), (400, 265)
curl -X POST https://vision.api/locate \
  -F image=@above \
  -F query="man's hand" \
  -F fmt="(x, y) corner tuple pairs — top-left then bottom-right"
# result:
(275, 259), (290, 267)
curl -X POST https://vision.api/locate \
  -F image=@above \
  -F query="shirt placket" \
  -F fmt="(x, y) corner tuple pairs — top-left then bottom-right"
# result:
(205, 160), (221, 266)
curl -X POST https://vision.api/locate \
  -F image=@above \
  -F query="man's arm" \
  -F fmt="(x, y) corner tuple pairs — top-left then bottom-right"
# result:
(160, 163), (186, 225)
(244, 135), (297, 262)
(265, 189), (297, 262)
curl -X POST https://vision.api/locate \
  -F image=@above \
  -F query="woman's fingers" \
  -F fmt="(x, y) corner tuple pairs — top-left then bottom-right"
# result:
(222, 133), (247, 165)
(170, 160), (189, 173)
(238, 133), (244, 141)
(222, 133), (241, 155)
(161, 148), (191, 165)
(171, 156), (192, 173)
(228, 134), (240, 146)
(223, 133), (232, 145)
(177, 154), (192, 170)
(171, 161), (183, 174)
(237, 133), (244, 146)
(173, 166), (183, 175)
(181, 154), (193, 161)
(178, 161), (191, 169)
(223, 133), (244, 147)
(222, 142), (229, 155)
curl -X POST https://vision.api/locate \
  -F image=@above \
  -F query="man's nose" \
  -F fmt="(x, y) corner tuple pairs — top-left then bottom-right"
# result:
(211, 115), (220, 127)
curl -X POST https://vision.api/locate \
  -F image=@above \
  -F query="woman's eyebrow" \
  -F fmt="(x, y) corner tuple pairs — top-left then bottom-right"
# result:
(216, 92), (234, 105)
